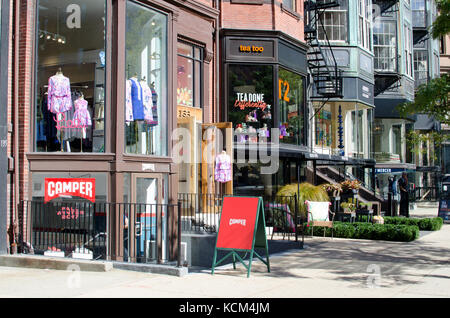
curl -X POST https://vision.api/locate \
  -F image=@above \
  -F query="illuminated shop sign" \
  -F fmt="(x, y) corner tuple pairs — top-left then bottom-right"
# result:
(239, 45), (264, 53)
(234, 92), (267, 111)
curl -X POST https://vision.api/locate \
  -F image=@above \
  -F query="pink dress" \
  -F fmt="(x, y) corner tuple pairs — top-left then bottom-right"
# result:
(214, 153), (232, 183)
(125, 79), (134, 122)
(47, 74), (72, 113)
(73, 98), (92, 127)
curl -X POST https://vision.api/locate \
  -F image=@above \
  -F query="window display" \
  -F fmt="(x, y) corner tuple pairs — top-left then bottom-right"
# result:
(125, 1), (167, 156)
(35, 0), (106, 153)
(278, 67), (306, 146)
(228, 64), (274, 143)
(315, 105), (333, 148)
(177, 41), (203, 108)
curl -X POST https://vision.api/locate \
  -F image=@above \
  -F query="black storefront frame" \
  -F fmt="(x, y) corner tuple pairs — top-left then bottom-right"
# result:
(221, 31), (310, 196)
(221, 33), (309, 150)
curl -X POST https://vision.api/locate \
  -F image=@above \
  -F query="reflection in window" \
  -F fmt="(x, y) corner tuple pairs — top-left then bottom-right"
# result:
(125, 1), (167, 156)
(228, 64), (274, 143)
(177, 41), (203, 108)
(279, 67), (305, 146)
(36, 0), (106, 153)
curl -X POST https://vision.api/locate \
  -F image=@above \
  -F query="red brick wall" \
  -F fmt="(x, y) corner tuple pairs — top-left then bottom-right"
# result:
(221, 0), (304, 42)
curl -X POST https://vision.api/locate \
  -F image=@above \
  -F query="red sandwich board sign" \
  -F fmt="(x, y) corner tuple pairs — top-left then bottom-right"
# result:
(211, 196), (270, 278)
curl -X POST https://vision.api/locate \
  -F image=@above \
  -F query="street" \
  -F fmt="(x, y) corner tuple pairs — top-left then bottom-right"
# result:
(0, 206), (449, 298)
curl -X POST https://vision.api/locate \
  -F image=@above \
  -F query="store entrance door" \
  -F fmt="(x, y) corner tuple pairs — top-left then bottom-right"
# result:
(130, 173), (165, 262)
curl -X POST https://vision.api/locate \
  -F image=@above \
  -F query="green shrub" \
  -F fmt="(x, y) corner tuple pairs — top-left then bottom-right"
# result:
(384, 217), (443, 231)
(304, 222), (419, 242)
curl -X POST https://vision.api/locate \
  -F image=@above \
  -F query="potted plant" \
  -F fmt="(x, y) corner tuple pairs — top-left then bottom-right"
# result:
(320, 183), (342, 198)
(340, 202), (356, 213)
(340, 180), (361, 194)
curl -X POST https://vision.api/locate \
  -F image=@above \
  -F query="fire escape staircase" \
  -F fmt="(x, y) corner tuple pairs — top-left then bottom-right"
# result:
(305, 0), (343, 100)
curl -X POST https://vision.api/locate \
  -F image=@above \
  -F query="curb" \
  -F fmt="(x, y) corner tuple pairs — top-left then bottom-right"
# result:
(0, 254), (113, 272)
(112, 262), (189, 277)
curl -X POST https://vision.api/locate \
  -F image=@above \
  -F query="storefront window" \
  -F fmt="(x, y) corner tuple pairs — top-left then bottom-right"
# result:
(228, 64), (274, 144)
(177, 41), (203, 108)
(35, 0), (106, 153)
(315, 104), (333, 148)
(125, 1), (167, 156)
(278, 68), (305, 146)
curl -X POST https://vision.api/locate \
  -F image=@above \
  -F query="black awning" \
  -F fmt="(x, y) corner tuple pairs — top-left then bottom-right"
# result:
(414, 114), (440, 131)
(374, 98), (415, 120)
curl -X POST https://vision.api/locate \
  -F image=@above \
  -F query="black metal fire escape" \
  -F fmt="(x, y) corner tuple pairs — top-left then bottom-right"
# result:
(304, 0), (343, 100)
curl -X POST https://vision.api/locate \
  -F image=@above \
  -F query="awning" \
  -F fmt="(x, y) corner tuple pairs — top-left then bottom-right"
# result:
(374, 98), (415, 120)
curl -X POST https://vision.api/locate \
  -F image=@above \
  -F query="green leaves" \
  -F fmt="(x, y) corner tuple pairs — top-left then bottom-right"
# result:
(431, 0), (450, 39)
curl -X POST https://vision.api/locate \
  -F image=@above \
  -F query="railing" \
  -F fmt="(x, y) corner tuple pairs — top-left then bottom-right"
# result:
(178, 193), (223, 233)
(414, 187), (440, 201)
(178, 193), (305, 242)
(19, 200), (180, 265)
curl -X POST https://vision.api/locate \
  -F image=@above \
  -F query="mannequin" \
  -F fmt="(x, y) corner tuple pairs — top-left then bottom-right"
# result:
(214, 150), (232, 184)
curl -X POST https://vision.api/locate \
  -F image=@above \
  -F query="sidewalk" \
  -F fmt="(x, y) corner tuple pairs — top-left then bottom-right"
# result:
(0, 206), (448, 298)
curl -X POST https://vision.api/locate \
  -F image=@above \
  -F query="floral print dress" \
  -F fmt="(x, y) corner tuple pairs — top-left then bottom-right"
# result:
(47, 74), (72, 114)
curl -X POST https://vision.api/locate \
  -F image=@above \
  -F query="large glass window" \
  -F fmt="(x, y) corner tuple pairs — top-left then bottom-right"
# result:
(36, 0), (106, 153)
(228, 64), (274, 144)
(404, 24), (413, 77)
(315, 104), (333, 148)
(278, 67), (305, 146)
(412, 0), (426, 28)
(358, 0), (372, 50)
(125, 1), (167, 156)
(317, 2), (348, 42)
(414, 49), (428, 88)
(373, 21), (397, 72)
(177, 41), (203, 108)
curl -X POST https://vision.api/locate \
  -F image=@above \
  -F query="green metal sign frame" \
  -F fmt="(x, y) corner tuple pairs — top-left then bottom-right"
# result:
(211, 196), (270, 278)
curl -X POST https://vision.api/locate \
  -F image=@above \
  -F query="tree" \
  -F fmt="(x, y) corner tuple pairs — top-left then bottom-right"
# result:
(431, 0), (450, 39)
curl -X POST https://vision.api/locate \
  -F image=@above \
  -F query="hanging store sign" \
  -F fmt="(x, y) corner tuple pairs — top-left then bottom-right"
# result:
(226, 39), (275, 60)
(44, 178), (96, 203)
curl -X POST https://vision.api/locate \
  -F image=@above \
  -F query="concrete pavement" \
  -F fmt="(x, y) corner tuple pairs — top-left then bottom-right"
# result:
(0, 205), (449, 298)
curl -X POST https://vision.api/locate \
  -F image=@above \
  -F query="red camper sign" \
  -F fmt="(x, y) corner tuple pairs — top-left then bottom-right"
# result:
(44, 178), (96, 203)
(216, 196), (260, 250)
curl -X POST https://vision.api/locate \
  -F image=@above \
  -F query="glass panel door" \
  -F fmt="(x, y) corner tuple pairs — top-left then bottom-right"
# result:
(130, 173), (164, 262)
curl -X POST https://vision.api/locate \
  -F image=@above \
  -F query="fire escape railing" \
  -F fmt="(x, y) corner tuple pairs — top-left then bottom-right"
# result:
(305, 0), (343, 100)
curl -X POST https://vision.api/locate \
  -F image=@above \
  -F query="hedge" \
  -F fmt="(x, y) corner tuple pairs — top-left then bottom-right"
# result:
(304, 222), (420, 242)
(382, 217), (443, 231)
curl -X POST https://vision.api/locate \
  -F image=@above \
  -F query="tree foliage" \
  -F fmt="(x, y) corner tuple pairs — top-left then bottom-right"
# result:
(397, 74), (450, 126)
(431, 0), (450, 39)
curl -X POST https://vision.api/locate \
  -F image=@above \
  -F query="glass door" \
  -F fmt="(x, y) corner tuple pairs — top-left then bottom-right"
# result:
(130, 173), (164, 262)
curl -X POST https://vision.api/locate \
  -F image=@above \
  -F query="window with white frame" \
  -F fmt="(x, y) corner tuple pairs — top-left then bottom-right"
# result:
(358, 0), (372, 50)
(414, 49), (428, 88)
(411, 0), (426, 28)
(404, 24), (413, 77)
(317, 1), (348, 42)
(373, 21), (397, 71)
